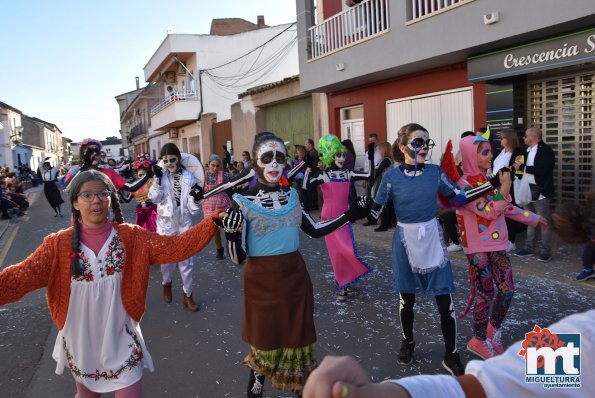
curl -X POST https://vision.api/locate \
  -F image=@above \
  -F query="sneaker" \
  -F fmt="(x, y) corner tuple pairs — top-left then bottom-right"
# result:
(466, 336), (496, 360)
(537, 252), (551, 262)
(446, 243), (462, 253)
(576, 269), (595, 282)
(514, 249), (534, 257)
(507, 241), (516, 252)
(397, 339), (415, 366)
(337, 288), (348, 301)
(487, 323), (504, 355)
(442, 352), (465, 376)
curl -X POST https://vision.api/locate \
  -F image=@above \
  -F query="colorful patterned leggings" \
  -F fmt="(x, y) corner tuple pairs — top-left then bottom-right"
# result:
(466, 251), (514, 339)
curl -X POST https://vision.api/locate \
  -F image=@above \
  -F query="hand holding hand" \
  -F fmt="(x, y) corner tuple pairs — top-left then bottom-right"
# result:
(189, 183), (204, 202)
(213, 208), (244, 234)
(303, 355), (410, 398)
(151, 164), (163, 179)
(498, 168), (512, 185)
(345, 196), (372, 223)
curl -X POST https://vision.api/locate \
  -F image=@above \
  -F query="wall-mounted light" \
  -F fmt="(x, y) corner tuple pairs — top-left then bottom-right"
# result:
(336, 63), (345, 71)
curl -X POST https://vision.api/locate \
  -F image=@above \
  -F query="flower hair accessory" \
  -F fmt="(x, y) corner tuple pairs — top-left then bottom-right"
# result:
(80, 138), (103, 149)
(133, 160), (153, 170)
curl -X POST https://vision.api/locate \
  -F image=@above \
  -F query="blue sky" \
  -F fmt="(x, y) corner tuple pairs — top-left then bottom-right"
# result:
(1, 0), (297, 143)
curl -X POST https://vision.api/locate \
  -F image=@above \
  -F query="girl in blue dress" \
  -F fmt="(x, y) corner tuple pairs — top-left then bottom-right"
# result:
(370, 123), (465, 376)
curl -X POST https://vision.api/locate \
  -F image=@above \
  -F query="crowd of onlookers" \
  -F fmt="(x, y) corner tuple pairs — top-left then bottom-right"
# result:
(0, 166), (31, 219)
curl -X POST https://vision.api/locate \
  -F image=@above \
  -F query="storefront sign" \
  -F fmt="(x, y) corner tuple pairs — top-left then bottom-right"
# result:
(468, 28), (595, 81)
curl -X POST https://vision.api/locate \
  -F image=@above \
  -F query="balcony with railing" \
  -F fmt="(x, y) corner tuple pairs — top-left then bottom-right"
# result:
(149, 91), (200, 131)
(408, 0), (474, 23)
(308, 0), (389, 60)
(307, 0), (475, 60)
(129, 123), (146, 140)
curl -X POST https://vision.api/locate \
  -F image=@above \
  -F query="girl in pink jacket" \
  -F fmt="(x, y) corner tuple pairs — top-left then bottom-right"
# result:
(456, 134), (548, 360)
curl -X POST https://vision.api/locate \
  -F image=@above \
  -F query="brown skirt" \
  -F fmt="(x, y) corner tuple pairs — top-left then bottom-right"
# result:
(242, 251), (316, 351)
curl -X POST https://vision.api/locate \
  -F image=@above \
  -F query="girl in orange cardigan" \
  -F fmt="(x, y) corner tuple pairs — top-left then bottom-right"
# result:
(0, 170), (218, 398)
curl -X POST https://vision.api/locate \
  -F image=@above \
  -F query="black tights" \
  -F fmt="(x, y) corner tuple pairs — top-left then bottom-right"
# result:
(399, 293), (457, 354)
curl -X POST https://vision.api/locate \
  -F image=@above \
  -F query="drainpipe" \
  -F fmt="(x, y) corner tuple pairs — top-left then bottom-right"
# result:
(197, 69), (204, 122)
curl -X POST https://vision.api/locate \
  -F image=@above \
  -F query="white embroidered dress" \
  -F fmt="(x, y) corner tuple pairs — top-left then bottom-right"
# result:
(52, 228), (154, 392)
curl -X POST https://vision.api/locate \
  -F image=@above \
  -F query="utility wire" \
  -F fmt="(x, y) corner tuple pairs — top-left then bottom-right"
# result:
(201, 23), (296, 72)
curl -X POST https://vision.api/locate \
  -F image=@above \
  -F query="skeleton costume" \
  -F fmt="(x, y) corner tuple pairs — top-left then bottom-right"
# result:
(38, 158), (64, 217)
(211, 132), (369, 397)
(303, 135), (374, 297)
(148, 144), (203, 312)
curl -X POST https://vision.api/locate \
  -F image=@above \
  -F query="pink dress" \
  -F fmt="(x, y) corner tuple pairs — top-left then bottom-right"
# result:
(202, 171), (231, 214)
(320, 181), (371, 288)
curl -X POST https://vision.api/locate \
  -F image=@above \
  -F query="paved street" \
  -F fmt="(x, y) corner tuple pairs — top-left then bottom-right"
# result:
(0, 186), (593, 397)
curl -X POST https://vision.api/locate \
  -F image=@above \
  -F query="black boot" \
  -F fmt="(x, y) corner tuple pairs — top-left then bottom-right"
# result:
(247, 370), (265, 398)
(58, 206), (63, 217)
(216, 247), (224, 260)
(54, 208), (59, 217)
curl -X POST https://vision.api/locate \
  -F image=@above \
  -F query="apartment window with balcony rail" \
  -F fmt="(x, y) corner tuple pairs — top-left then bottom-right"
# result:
(308, 0), (389, 60)
(407, 0), (473, 22)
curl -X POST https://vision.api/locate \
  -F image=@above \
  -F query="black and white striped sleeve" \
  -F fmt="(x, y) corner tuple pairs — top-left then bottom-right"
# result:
(300, 209), (349, 238)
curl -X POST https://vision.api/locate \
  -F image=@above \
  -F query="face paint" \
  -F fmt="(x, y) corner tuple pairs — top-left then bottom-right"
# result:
(477, 142), (493, 171)
(334, 152), (346, 168)
(402, 130), (430, 165)
(162, 156), (180, 173)
(255, 140), (287, 184)
(86, 146), (101, 166)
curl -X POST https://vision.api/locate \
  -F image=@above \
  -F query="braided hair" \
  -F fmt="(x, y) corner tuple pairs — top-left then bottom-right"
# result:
(68, 170), (124, 276)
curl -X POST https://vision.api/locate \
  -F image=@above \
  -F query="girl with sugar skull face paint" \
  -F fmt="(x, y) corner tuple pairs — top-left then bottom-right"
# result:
(366, 123), (466, 376)
(206, 132), (371, 397)
(302, 134), (375, 300)
(148, 143), (205, 313)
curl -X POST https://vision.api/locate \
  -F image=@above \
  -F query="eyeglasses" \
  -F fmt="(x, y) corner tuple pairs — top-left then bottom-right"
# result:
(77, 190), (112, 202)
(408, 138), (435, 149)
(162, 157), (178, 164)
(259, 151), (287, 165)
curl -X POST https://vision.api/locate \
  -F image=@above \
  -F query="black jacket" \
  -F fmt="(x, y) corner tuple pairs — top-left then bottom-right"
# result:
(523, 141), (556, 198)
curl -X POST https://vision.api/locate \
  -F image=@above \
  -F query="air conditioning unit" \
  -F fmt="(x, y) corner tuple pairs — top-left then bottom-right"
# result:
(169, 128), (178, 139)
(165, 71), (176, 84)
(177, 63), (187, 75)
